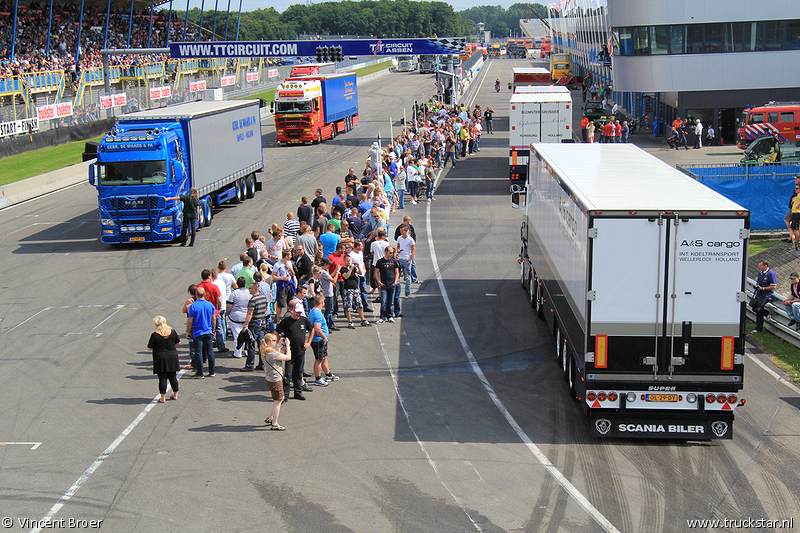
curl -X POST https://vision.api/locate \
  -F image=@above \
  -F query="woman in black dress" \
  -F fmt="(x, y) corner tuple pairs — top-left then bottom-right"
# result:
(147, 316), (181, 403)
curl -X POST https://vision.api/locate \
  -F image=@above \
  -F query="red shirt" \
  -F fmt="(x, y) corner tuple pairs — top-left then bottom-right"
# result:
(603, 122), (615, 137)
(197, 280), (221, 315)
(327, 252), (346, 282)
(615, 123), (622, 136)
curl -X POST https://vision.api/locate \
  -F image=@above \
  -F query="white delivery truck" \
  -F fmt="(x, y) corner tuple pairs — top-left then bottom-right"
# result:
(509, 91), (572, 187)
(514, 86), (570, 95)
(513, 144), (748, 439)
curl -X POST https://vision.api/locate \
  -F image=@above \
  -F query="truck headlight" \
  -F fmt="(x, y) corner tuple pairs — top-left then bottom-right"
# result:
(101, 218), (116, 226)
(158, 216), (173, 225)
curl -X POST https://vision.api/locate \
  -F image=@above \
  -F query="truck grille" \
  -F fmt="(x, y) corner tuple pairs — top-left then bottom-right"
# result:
(100, 196), (165, 218)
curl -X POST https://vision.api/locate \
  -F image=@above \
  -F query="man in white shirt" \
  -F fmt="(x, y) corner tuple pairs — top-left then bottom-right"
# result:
(348, 240), (373, 313)
(396, 225), (416, 299)
(212, 265), (232, 352)
(369, 230), (390, 300)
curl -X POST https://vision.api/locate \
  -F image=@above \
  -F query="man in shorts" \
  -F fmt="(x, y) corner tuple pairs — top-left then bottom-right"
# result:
(275, 303), (313, 400)
(308, 294), (338, 386)
(271, 249), (295, 324)
(340, 254), (370, 328)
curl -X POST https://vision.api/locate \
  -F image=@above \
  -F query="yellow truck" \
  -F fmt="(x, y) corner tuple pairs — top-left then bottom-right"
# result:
(549, 53), (571, 82)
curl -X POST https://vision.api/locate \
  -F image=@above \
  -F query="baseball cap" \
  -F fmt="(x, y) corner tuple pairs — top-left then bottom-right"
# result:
(294, 303), (304, 313)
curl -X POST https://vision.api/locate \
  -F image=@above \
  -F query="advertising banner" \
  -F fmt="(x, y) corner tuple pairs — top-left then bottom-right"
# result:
(0, 117), (39, 138)
(268, 68), (279, 78)
(221, 75), (236, 87)
(150, 86), (171, 100)
(189, 79), (207, 92)
(246, 71), (259, 82)
(36, 102), (73, 121)
(170, 38), (466, 58)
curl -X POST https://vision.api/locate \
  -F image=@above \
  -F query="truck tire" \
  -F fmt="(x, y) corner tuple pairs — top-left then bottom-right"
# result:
(237, 179), (246, 202)
(203, 199), (212, 227)
(198, 202), (207, 227)
(331, 124), (336, 139)
(561, 333), (569, 381)
(231, 181), (242, 204)
(245, 175), (255, 199)
(314, 129), (321, 144)
(568, 358), (577, 399)
(520, 254), (526, 289)
(534, 278), (544, 319)
(555, 327), (562, 361)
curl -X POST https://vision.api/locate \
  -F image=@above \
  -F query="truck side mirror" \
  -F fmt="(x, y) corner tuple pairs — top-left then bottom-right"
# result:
(173, 161), (184, 183)
(88, 163), (96, 186)
(314, 99), (319, 111)
(270, 101), (274, 113)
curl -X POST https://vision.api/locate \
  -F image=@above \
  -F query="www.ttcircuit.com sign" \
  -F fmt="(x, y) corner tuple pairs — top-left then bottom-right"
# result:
(169, 38), (466, 59)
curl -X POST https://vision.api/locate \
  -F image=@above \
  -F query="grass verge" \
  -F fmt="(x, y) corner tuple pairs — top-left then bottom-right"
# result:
(747, 320), (800, 384)
(749, 239), (782, 255)
(0, 135), (103, 186)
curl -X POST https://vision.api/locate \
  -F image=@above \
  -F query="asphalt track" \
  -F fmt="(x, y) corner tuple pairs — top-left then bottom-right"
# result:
(0, 58), (799, 533)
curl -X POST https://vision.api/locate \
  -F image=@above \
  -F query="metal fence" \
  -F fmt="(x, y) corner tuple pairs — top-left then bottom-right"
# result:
(678, 162), (800, 181)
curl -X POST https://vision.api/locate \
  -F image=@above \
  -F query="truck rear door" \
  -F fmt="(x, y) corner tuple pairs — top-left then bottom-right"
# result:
(588, 215), (746, 378)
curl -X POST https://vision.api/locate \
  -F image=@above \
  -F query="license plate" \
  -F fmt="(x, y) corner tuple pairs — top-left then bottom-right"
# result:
(645, 394), (678, 402)
(128, 236), (145, 242)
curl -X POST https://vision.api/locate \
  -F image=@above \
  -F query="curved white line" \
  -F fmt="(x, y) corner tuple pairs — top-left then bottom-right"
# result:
(425, 170), (621, 533)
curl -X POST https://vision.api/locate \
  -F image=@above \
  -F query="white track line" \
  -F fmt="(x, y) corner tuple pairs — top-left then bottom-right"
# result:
(29, 372), (184, 533)
(425, 172), (621, 533)
(375, 328), (483, 532)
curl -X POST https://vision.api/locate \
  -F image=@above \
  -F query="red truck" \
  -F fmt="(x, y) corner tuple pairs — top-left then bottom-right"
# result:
(271, 72), (359, 144)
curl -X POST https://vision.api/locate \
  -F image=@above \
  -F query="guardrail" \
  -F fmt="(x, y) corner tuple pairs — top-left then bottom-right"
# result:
(678, 162), (800, 181)
(745, 277), (800, 348)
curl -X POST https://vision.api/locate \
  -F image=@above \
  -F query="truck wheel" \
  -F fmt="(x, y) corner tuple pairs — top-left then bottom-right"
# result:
(231, 181), (241, 204)
(198, 203), (207, 228)
(555, 327), (562, 360)
(568, 358), (577, 399)
(561, 333), (570, 382)
(245, 175), (255, 199)
(203, 200), (212, 227)
(237, 179), (246, 202)
(534, 278), (544, 318)
(520, 254), (526, 289)
(314, 130), (321, 144)
(331, 125), (336, 139)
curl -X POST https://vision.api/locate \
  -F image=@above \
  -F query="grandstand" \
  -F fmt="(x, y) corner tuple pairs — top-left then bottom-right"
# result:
(0, 0), (252, 142)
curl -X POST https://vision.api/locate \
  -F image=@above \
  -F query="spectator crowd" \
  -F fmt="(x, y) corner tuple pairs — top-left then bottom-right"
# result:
(164, 97), (492, 431)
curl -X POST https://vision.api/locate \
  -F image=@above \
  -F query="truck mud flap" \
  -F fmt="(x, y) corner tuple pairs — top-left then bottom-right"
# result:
(589, 412), (734, 440)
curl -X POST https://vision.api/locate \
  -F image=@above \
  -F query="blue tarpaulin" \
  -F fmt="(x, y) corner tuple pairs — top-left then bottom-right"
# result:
(679, 164), (800, 230)
(699, 178), (792, 230)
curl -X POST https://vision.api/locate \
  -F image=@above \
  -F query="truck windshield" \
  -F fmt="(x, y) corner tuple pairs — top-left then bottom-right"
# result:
(275, 100), (313, 113)
(99, 160), (168, 186)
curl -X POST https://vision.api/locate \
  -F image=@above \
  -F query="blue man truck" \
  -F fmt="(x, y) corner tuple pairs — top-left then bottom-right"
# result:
(89, 100), (264, 244)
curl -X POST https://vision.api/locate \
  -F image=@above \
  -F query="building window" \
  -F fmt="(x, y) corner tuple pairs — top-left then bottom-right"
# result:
(704, 24), (724, 53)
(651, 25), (669, 55)
(614, 19), (800, 55)
(669, 25), (685, 54)
(633, 26), (649, 55)
(686, 25), (703, 53)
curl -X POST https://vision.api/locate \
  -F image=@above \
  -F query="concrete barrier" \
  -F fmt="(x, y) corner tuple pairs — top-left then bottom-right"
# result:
(0, 160), (91, 208)
(1, 66), (393, 210)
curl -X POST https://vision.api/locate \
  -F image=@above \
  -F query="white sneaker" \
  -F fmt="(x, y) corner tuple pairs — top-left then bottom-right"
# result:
(387, 317), (396, 323)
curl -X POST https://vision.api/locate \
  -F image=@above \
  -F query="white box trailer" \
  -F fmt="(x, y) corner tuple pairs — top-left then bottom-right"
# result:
(513, 144), (748, 439)
(509, 92), (572, 186)
(514, 85), (570, 94)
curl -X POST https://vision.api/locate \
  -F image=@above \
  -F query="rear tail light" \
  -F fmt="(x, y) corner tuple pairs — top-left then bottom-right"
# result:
(608, 392), (618, 402)
(727, 394), (738, 404)
(717, 394), (727, 404)
(706, 394), (716, 404)
(587, 392), (596, 401)
(597, 392), (607, 401)
(626, 392), (636, 402)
